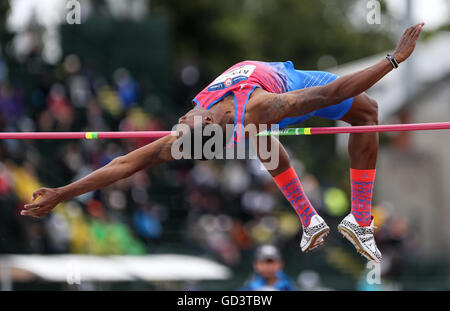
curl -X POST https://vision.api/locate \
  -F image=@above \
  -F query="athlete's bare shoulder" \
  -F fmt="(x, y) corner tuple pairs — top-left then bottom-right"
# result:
(245, 86), (330, 126)
(245, 88), (294, 126)
(244, 88), (272, 123)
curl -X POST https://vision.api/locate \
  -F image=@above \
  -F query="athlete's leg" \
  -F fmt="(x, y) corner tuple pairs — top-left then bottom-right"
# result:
(340, 93), (379, 170)
(337, 92), (382, 262)
(254, 136), (329, 252)
(255, 136), (318, 226)
(339, 93), (378, 227)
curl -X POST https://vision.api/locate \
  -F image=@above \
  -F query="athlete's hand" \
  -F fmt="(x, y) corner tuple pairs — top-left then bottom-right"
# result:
(393, 22), (424, 63)
(21, 188), (64, 218)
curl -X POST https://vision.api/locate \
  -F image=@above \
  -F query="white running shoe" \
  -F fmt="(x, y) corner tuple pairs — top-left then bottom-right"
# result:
(300, 215), (330, 253)
(337, 213), (382, 263)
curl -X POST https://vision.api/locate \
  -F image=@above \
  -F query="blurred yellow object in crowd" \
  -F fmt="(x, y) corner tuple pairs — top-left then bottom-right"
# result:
(98, 85), (123, 117)
(250, 223), (276, 244)
(10, 164), (41, 202)
(128, 107), (151, 129)
(277, 211), (301, 237)
(324, 187), (349, 216)
(70, 217), (92, 253)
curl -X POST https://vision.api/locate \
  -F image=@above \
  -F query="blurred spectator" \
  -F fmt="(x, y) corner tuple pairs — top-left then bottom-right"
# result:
(0, 83), (24, 125)
(113, 68), (140, 110)
(239, 244), (297, 291)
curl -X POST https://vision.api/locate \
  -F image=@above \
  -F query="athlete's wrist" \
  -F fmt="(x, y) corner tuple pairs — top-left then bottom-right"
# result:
(386, 53), (399, 68)
(55, 186), (73, 202)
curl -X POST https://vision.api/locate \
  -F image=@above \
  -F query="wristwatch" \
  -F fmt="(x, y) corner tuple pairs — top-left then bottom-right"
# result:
(386, 53), (399, 69)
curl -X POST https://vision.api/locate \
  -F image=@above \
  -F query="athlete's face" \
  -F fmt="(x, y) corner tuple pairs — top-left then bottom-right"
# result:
(178, 107), (215, 128)
(176, 107), (230, 159)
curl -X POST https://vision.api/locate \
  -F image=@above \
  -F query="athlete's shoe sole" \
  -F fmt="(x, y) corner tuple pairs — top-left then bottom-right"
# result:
(337, 225), (380, 262)
(303, 227), (330, 253)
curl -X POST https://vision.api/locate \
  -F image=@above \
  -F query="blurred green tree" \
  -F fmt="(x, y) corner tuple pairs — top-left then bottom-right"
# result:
(151, 0), (394, 74)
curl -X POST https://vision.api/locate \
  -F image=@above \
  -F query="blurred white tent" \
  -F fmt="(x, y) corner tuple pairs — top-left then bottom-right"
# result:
(0, 254), (232, 290)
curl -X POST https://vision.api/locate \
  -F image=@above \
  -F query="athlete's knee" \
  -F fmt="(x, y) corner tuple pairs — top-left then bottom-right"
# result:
(351, 94), (378, 126)
(365, 96), (378, 124)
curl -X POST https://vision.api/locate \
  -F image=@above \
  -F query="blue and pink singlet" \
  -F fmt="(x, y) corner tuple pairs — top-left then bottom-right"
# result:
(193, 60), (354, 144)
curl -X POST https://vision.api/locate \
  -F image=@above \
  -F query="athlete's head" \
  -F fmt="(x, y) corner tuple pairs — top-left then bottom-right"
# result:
(175, 107), (228, 160)
(178, 107), (215, 129)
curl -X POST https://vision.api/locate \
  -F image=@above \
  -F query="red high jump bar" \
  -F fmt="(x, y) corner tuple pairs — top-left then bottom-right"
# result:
(0, 122), (449, 139)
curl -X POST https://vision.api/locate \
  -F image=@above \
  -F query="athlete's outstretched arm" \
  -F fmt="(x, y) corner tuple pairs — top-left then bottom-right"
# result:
(251, 23), (424, 125)
(21, 134), (177, 218)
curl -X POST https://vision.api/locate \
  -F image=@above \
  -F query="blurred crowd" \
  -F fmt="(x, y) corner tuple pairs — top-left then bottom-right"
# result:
(0, 53), (166, 255)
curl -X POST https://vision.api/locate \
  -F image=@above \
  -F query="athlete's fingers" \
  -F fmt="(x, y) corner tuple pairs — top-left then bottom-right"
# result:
(413, 22), (424, 33)
(402, 30), (410, 39)
(405, 26), (414, 36)
(32, 191), (42, 201)
(26, 205), (44, 212)
(21, 206), (41, 215)
(21, 209), (36, 216)
(412, 22), (423, 30)
(21, 208), (46, 218)
(405, 23), (422, 38)
(412, 23), (421, 33)
(413, 24), (423, 39)
(23, 203), (38, 210)
(32, 188), (47, 201)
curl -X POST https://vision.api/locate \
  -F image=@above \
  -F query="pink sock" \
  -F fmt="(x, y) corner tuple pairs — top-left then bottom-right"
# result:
(273, 167), (318, 227)
(350, 168), (376, 227)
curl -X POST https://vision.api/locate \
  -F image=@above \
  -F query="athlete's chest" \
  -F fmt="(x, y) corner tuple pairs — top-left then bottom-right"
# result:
(207, 63), (257, 92)
(214, 87), (264, 125)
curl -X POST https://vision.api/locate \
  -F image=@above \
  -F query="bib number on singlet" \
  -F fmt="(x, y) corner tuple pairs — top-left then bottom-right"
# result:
(208, 64), (256, 91)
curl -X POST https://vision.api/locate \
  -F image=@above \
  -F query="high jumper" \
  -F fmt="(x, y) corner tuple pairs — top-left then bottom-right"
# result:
(21, 23), (426, 263)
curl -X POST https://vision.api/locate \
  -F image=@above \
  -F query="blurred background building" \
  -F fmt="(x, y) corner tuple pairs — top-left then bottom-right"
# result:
(0, 0), (448, 290)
